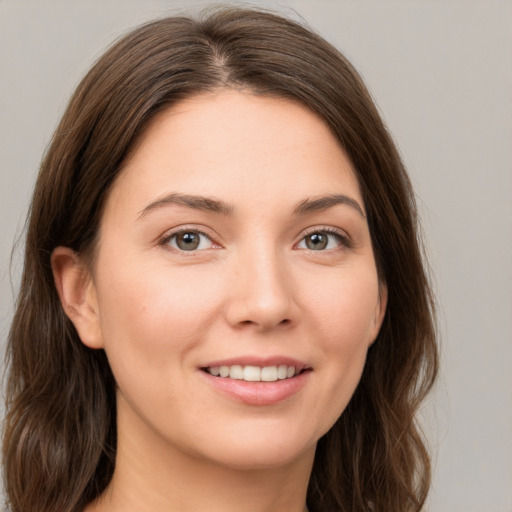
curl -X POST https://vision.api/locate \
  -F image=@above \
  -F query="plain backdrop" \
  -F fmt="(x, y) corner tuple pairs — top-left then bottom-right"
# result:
(1, 1), (511, 511)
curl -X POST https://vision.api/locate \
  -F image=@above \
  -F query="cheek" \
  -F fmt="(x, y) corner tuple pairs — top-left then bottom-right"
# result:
(93, 260), (228, 435)
(306, 267), (381, 348)
(94, 258), (223, 375)
(301, 269), (380, 424)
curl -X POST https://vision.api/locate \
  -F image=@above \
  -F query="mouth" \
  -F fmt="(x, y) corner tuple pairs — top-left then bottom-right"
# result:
(202, 364), (308, 382)
(200, 359), (312, 405)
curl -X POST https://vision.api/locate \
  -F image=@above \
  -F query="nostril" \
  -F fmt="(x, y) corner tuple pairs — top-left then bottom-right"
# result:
(235, 317), (291, 330)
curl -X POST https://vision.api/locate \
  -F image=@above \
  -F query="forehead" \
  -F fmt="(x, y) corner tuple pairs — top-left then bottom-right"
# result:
(108, 90), (362, 217)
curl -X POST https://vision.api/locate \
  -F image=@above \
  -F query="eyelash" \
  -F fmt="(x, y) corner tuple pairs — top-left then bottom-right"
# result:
(159, 226), (351, 253)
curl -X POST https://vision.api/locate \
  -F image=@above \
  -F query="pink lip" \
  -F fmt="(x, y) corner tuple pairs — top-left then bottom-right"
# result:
(201, 370), (310, 405)
(199, 358), (311, 406)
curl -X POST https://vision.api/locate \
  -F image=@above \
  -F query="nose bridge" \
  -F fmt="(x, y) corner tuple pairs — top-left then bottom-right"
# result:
(225, 238), (295, 330)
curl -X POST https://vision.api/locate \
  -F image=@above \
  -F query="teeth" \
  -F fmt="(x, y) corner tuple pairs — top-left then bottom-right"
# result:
(243, 365), (261, 381)
(206, 365), (299, 382)
(277, 364), (288, 379)
(261, 366), (277, 382)
(230, 365), (243, 379)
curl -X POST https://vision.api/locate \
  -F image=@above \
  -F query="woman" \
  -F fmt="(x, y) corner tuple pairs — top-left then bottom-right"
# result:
(2, 7), (437, 512)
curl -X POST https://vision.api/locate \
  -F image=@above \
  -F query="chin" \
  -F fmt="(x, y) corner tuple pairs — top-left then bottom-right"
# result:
(187, 419), (320, 471)
(205, 443), (314, 472)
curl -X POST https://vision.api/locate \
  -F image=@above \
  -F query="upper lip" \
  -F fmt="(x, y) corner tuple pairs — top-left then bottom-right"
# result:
(201, 356), (311, 371)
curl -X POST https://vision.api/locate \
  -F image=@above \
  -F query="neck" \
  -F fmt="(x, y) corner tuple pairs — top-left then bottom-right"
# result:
(86, 400), (314, 512)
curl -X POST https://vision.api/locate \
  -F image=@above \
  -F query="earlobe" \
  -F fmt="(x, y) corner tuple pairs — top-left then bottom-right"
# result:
(51, 246), (104, 349)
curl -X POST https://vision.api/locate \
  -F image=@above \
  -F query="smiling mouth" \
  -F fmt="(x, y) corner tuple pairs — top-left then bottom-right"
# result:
(202, 365), (308, 382)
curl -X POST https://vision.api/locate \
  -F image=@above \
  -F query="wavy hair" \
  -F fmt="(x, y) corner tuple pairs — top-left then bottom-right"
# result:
(3, 7), (437, 512)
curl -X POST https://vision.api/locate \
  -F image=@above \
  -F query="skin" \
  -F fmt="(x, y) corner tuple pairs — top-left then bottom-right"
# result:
(52, 90), (387, 512)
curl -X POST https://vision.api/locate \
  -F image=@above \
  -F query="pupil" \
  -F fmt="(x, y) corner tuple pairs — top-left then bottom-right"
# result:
(177, 232), (199, 250)
(307, 233), (327, 250)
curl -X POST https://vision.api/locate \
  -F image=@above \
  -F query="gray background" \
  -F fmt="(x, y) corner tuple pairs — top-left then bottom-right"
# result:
(1, 1), (511, 511)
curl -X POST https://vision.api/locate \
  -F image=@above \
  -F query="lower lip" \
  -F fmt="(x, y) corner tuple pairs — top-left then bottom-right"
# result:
(200, 370), (310, 406)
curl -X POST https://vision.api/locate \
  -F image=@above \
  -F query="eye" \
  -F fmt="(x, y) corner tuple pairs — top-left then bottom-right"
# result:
(297, 230), (347, 251)
(164, 230), (214, 251)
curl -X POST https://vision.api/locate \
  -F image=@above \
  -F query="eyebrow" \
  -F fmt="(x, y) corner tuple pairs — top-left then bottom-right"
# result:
(293, 194), (366, 218)
(138, 192), (365, 219)
(138, 193), (234, 219)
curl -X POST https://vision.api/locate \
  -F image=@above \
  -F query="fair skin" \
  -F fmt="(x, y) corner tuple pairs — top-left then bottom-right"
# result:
(52, 90), (387, 512)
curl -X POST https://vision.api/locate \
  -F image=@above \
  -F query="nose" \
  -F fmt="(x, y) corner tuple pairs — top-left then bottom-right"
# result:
(224, 246), (297, 332)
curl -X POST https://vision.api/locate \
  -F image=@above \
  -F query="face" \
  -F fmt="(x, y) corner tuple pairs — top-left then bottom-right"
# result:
(76, 91), (386, 470)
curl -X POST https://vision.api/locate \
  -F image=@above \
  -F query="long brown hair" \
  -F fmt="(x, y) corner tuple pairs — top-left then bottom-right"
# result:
(3, 7), (437, 512)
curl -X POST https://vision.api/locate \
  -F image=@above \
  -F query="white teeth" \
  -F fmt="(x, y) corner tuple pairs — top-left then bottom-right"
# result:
(261, 366), (278, 382)
(206, 364), (300, 382)
(209, 366), (220, 376)
(243, 365), (261, 381)
(229, 365), (243, 379)
(277, 365), (288, 380)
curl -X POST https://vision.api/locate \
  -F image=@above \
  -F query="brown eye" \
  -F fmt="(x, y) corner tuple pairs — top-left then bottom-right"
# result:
(176, 232), (200, 250)
(305, 233), (328, 250)
(166, 231), (213, 251)
(298, 230), (346, 251)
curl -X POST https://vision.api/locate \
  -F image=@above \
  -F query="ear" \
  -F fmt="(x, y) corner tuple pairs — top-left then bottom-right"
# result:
(369, 283), (388, 346)
(51, 246), (104, 349)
